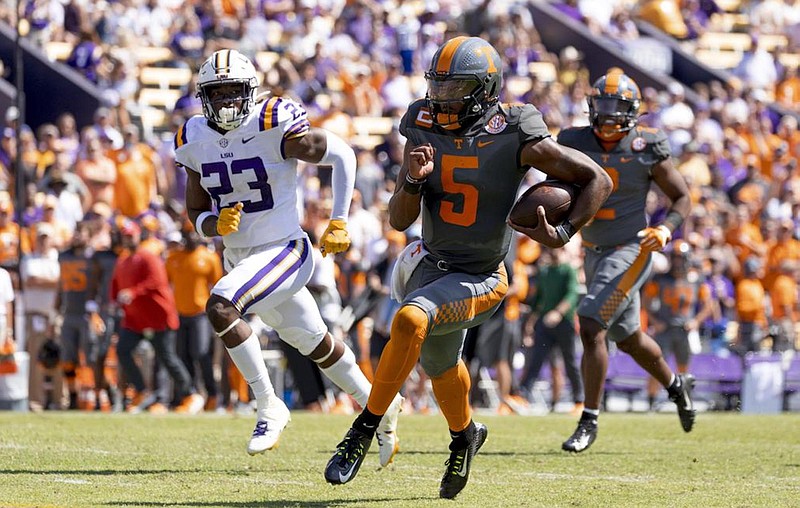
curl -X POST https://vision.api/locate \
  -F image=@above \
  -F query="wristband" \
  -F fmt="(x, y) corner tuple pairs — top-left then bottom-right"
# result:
(403, 173), (426, 195)
(195, 211), (217, 238)
(662, 211), (683, 232)
(560, 219), (577, 239)
(555, 225), (571, 244)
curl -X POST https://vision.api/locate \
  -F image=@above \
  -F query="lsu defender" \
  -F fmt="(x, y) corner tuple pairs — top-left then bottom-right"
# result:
(557, 68), (696, 453)
(324, 37), (611, 498)
(175, 49), (402, 464)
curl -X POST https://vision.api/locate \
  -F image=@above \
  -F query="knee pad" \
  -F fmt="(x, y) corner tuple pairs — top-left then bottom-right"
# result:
(390, 305), (428, 350)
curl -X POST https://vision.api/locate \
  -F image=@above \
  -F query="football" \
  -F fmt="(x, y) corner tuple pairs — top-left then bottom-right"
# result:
(508, 180), (579, 229)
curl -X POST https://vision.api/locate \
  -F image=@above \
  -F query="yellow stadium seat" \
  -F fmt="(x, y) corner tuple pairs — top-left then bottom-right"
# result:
(132, 46), (173, 65)
(139, 66), (192, 89)
(44, 41), (72, 62)
(528, 61), (557, 83)
(138, 88), (182, 109)
(694, 49), (743, 69)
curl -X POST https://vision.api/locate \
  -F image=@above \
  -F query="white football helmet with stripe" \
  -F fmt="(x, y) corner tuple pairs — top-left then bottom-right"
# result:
(197, 49), (259, 131)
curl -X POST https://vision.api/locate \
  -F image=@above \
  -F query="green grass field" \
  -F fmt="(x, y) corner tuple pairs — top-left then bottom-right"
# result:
(0, 411), (798, 507)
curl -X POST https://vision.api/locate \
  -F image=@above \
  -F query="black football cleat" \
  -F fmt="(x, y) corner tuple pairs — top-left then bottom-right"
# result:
(562, 416), (598, 453)
(669, 373), (696, 432)
(439, 422), (488, 499)
(324, 428), (372, 485)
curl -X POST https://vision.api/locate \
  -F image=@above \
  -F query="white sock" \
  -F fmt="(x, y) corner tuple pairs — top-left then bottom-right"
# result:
(227, 333), (276, 418)
(318, 344), (371, 408)
(584, 408), (600, 417)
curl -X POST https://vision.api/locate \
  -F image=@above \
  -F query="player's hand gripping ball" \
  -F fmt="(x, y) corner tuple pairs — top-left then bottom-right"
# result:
(320, 219), (350, 257)
(508, 180), (578, 229)
(217, 202), (244, 236)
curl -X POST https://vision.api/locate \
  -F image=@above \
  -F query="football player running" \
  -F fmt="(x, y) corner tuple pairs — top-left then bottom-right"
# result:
(557, 69), (695, 453)
(324, 36), (611, 499)
(176, 49), (402, 463)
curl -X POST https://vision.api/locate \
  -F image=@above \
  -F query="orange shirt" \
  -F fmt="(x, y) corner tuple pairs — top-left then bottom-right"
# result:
(765, 239), (800, 290)
(725, 222), (765, 265)
(770, 274), (797, 321)
(0, 222), (20, 266)
(735, 278), (767, 326)
(166, 246), (223, 316)
(112, 146), (156, 218)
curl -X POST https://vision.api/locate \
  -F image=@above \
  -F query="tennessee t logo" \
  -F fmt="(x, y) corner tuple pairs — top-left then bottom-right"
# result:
(454, 139), (463, 149)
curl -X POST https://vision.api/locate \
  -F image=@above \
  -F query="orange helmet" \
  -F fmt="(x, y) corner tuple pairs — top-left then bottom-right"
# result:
(588, 69), (641, 135)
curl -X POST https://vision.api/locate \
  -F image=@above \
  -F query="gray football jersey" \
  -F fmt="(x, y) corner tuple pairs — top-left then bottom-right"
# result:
(58, 249), (92, 316)
(557, 126), (670, 248)
(399, 100), (550, 274)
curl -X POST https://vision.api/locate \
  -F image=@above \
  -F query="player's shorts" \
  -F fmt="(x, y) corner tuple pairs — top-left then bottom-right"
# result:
(578, 242), (653, 343)
(403, 256), (508, 377)
(212, 235), (326, 355)
(655, 325), (691, 365)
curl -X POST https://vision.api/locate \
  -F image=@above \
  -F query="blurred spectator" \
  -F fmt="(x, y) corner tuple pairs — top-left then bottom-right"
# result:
(110, 220), (203, 414)
(0, 199), (20, 269)
(769, 259), (798, 352)
(38, 195), (72, 251)
(638, 0), (689, 39)
(519, 246), (583, 413)
(20, 222), (61, 411)
(732, 34), (779, 91)
(66, 31), (103, 84)
(0, 266), (12, 342)
(42, 167), (84, 233)
(75, 138), (117, 210)
(111, 124), (160, 218)
(777, 65), (800, 112)
(165, 230), (223, 411)
(643, 242), (713, 408)
(734, 256), (767, 354)
(703, 248), (736, 354)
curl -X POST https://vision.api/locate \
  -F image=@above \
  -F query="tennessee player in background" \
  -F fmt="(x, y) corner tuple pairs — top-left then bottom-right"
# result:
(324, 36), (611, 499)
(643, 241), (713, 410)
(176, 49), (402, 460)
(557, 69), (695, 453)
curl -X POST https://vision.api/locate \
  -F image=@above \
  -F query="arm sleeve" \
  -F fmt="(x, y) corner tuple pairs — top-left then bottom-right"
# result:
(318, 130), (356, 221)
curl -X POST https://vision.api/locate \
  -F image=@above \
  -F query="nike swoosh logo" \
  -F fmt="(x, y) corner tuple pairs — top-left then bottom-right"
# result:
(456, 460), (468, 477)
(338, 462), (358, 483)
(477, 140), (494, 148)
(243, 136), (255, 144)
(620, 157), (634, 163)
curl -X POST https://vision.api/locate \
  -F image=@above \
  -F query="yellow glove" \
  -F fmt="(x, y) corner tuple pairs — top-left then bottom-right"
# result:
(320, 219), (350, 257)
(217, 202), (243, 236)
(637, 225), (671, 252)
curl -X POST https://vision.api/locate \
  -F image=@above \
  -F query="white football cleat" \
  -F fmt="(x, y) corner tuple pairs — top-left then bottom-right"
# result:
(247, 398), (291, 456)
(376, 394), (404, 468)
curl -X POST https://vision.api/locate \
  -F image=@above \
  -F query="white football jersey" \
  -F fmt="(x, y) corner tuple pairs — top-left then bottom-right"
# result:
(174, 96), (311, 248)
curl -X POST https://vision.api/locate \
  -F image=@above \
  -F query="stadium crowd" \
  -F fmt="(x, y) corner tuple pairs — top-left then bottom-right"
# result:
(0, 0), (799, 414)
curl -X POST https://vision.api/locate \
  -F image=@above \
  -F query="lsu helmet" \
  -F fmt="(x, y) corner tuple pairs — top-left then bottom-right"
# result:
(424, 36), (503, 130)
(197, 49), (258, 131)
(588, 68), (641, 137)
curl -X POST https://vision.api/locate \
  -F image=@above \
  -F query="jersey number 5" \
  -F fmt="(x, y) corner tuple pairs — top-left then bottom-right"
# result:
(202, 157), (274, 213)
(440, 154), (479, 227)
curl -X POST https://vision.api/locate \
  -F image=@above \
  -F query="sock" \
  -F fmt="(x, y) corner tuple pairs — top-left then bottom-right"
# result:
(431, 360), (472, 433)
(226, 333), (276, 418)
(667, 374), (681, 399)
(449, 420), (476, 451)
(367, 305), (427, 415)
(319, 344), (371, 408)
(353, 408), (382, 437)
(582, 408), (600, 420)
(648, 395), (656, 409)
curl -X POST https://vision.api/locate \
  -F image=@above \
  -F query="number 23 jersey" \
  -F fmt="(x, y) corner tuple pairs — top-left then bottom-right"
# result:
(174, 96), (310, 248)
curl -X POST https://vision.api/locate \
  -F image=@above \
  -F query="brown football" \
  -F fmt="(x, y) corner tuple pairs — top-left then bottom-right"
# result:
(509, 180), (579, 229)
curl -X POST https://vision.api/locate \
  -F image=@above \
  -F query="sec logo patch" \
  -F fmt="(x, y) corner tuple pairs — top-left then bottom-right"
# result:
(485, 114), (507, 134)
(631, 137), (647, 151)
